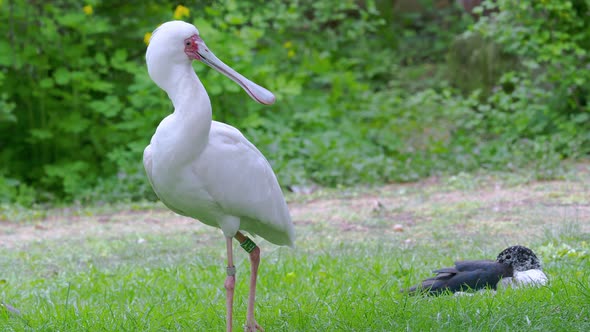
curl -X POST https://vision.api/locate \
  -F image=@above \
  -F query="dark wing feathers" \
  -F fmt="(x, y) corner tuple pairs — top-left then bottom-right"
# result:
(405, 260), (513, 295)
(432, 267), (460, 275)
(454, 260), (497, 271)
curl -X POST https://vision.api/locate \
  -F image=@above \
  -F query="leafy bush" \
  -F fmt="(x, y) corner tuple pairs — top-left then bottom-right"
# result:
(447, 31), (520, 96)
(0, 0), (587, 206)
(467, 0), (590, 165)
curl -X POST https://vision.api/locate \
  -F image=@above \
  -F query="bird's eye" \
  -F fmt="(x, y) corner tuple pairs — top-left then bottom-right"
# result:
(185, 41), (191, 46)
(506, 255), (511, 259)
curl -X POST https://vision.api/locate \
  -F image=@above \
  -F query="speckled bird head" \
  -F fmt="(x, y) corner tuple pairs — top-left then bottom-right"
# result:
(496, 245), (542, 271)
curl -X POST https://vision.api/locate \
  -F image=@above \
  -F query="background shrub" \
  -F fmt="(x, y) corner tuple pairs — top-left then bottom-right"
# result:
(0, 0), (587, 205)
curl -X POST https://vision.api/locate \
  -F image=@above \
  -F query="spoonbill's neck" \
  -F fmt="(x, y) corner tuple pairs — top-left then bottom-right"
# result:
(152, 61), (213, 156)
(158, 63), (211, 115)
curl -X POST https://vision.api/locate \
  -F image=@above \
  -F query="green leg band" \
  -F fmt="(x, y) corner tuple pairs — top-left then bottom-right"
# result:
(240, 237), (257, 253)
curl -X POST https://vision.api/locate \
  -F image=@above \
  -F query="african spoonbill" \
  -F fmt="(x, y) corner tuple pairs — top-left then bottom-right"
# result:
(144, 20), (295, 331)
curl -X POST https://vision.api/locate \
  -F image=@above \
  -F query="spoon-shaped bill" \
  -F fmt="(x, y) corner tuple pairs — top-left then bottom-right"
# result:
(196, 41), (275, 105)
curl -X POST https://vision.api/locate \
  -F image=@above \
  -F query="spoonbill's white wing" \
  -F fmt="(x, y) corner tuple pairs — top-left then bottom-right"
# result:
(190, 121), (294, 246)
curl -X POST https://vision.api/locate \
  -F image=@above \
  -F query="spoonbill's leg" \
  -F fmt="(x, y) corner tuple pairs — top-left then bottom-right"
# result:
(225, 237), (236, 332)
(235, 232), (263, 332)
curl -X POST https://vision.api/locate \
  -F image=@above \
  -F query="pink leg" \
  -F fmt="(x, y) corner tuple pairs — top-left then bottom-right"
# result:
(246, 246), (262, 331)
(236, 232), (263, 332)
(225, 237), (236, 332)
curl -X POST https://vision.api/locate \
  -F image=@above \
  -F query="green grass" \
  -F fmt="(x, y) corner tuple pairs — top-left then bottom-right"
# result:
(1, 164), (589, 331)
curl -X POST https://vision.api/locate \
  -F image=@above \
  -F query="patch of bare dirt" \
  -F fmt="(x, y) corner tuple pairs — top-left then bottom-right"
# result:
(0, 210), (200, 249)
(1, 165), (589, 249)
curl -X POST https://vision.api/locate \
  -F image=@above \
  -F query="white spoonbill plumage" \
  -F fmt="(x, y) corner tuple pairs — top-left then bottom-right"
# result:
(143, 20), (294, 332)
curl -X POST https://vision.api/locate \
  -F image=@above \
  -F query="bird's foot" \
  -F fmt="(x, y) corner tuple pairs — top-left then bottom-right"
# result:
(244, 319), (264, 332)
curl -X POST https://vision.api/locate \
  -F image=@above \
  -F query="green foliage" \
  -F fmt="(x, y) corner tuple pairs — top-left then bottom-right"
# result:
(0, 0), (587, 205)
(447, 31), (520, 96)
(464, 0), (590, 169)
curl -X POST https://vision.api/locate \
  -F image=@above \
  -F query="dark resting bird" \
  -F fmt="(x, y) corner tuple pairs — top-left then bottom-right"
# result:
(404, 245), (547, 295)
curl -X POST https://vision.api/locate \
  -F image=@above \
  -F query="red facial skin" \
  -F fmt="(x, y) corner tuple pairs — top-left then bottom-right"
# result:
(184, 34), (202, 60)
